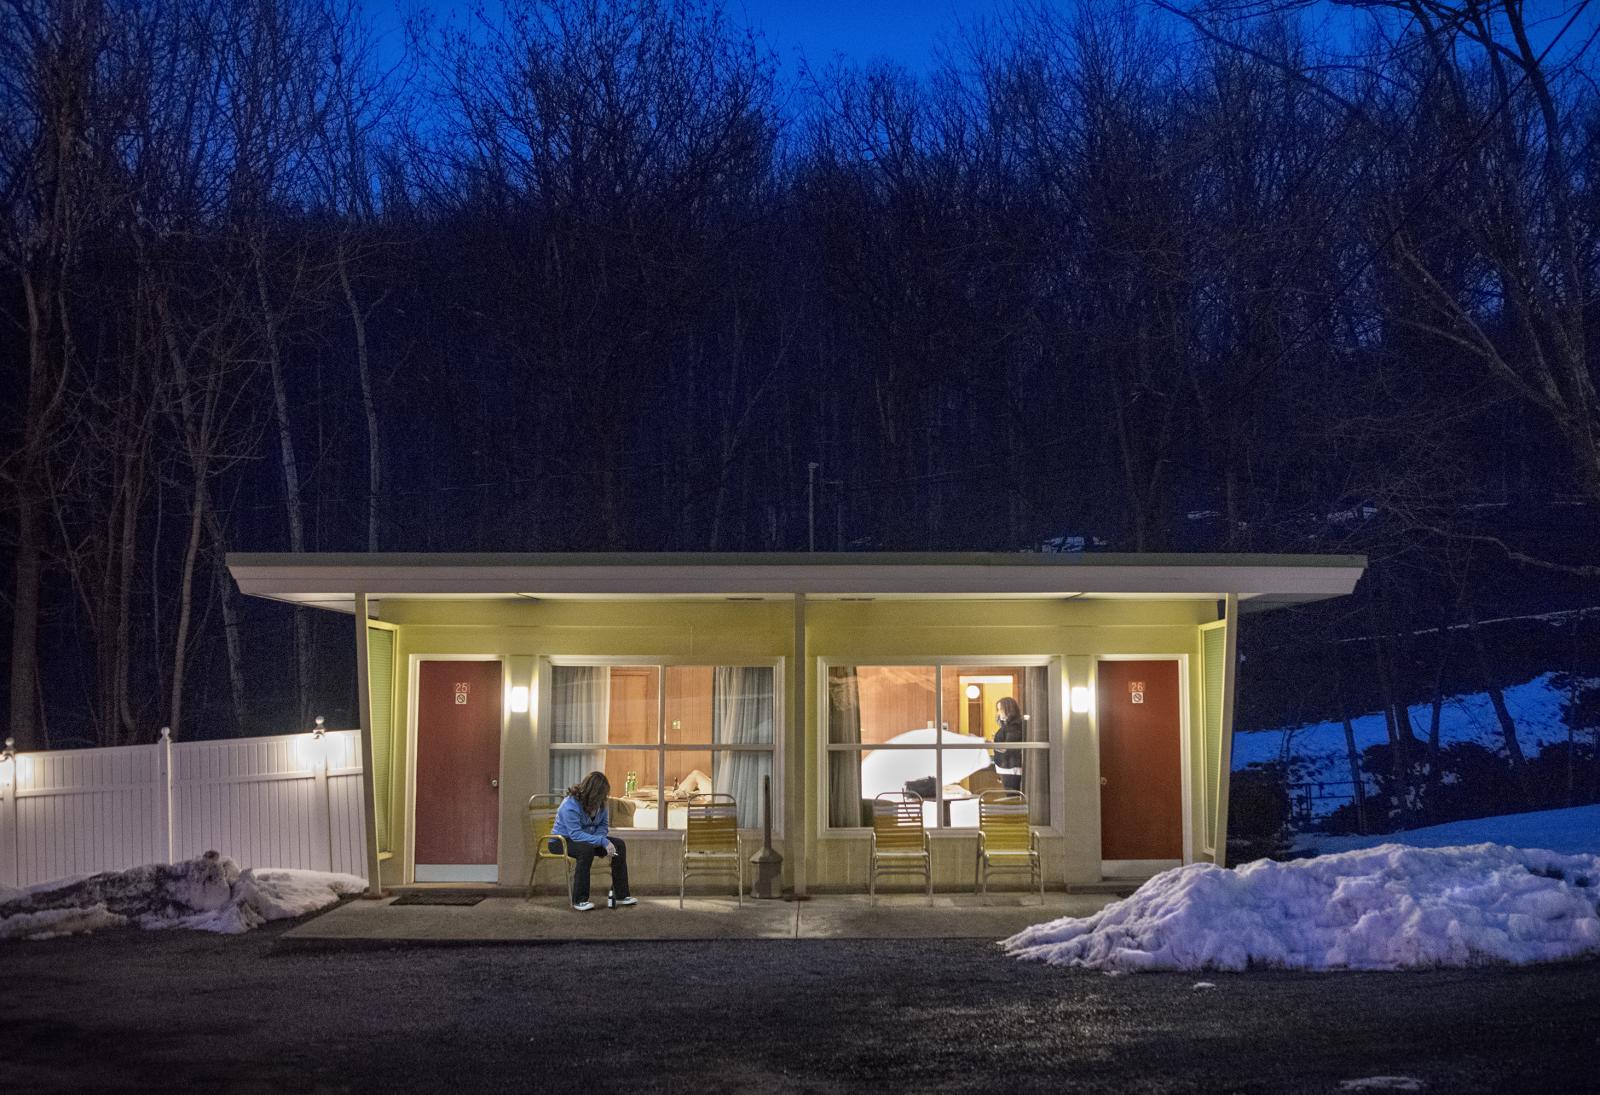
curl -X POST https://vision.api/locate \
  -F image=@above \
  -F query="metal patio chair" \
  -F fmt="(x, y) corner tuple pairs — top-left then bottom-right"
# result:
(975, 789), (1043, 904)
(524, 793), (609, 902)
(680, 793), (744, 907)
(869, 790), (932, 904)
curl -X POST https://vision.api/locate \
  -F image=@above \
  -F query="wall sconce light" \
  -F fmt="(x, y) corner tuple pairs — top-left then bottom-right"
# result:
(0, 737), (14, 790)
(964, 684), (981, 700)
(1070, 686), (1091, 713)
(509, 685), (530, 714)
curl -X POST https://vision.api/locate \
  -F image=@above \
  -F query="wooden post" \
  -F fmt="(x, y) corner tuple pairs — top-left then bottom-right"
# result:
(352, 592), (383, 891)
(310, 717), (334, 872)
(0, 738), (18, 888)
(157, 727), (174, 864)
(790, 593), (807, 897)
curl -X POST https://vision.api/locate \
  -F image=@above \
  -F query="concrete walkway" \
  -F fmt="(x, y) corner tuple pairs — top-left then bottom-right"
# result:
(283, 891), (1124, 944)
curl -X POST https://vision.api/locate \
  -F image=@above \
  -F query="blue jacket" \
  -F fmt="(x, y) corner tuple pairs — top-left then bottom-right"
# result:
(553, 795), (609, 848)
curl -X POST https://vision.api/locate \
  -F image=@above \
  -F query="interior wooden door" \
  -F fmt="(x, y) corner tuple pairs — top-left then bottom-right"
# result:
(1097, 659), (1183, 864)
(415, 660), (502, 880)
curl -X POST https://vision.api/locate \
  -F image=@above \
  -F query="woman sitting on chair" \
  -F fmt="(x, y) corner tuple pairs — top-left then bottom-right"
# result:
(552, 771), (636, 911)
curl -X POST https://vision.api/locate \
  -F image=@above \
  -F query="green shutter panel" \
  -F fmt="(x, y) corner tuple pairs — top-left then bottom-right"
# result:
(366, 626), (395, 852)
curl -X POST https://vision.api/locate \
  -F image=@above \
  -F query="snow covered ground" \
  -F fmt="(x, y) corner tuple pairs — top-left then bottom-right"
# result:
(1295, 803), (1600, 857)
(0, 852), (365, 941)
(1005, 843), (1600, 972)
(1232, 672), (1583, 807)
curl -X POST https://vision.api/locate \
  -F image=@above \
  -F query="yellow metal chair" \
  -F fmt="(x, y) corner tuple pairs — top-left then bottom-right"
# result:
(525, 793), (609, 902)
(975, 790), (1043, 904)
(680, 793), (744, 907)
(870, 791), (932, 904)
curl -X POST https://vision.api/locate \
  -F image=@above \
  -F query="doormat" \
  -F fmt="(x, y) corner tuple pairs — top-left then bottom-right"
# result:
(390, 893), (486, 907)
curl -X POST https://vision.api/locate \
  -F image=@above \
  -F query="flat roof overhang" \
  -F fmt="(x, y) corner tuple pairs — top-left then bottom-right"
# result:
(225, 551), (1366, 615)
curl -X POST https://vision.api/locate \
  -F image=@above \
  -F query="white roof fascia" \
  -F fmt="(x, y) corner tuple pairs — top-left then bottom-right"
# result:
(228, 559), (1363, 602)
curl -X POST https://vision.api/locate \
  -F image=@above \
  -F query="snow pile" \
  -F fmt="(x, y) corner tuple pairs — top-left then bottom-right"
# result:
(1005, 844), (1600, 971)
(203, 866), (370, 932)
(0, 852), (365, 941)
(1298, 803), (1600, 858)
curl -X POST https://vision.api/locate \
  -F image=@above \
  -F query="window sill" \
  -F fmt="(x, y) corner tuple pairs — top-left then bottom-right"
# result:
(605, 829), (779, 840)
(821, 826), (1063, 840)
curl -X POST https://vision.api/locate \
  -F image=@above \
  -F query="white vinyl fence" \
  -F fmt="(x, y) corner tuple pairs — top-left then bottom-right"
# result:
(0, 729), (369, 890)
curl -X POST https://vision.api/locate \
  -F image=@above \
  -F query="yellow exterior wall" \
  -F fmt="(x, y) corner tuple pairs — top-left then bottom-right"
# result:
(376, 596), (1222, 893)
(380, 600), (792, 891)
(802, 599), (1215, 891)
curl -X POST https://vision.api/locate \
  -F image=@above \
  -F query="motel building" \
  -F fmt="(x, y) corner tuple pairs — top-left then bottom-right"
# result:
(227, 552), (1365, 895)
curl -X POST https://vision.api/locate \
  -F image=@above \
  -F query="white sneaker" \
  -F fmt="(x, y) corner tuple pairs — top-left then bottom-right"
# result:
(616, 897), (638, 907)
(572, 901), (594, 911)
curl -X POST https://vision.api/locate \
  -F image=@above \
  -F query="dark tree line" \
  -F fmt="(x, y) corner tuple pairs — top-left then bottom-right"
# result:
(1, 0), (1597, 788)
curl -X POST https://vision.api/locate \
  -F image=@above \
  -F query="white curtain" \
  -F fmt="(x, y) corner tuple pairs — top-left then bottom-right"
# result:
(713, 666), (773, 828)
(551, 666), (607, 793)
(827, 667), (863, 827)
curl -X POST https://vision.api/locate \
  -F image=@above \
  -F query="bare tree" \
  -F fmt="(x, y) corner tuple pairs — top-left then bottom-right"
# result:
(216, 0), (343, 723)
(311, 3), (399, 553)
(0, 0), (142, 747)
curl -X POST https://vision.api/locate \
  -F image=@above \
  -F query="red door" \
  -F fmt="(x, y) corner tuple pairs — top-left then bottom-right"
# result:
(415, 660), (502, 875)
(1097, 660), (1183, 862)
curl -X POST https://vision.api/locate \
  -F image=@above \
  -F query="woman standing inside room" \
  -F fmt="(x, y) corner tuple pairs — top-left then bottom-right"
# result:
(552, 771), (636, 911)
(990, 697), (1026, 791)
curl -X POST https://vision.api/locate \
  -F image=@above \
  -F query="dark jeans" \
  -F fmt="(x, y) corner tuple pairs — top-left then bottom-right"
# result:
(999, 771), (1023, 792)
(550, 836), (629, 904)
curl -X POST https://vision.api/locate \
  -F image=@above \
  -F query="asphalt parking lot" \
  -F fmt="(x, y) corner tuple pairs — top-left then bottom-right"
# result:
(3, 916), (1597, 1094)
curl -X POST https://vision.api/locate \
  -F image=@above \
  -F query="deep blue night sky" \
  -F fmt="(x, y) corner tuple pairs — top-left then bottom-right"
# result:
(728, 0), (991, 74)
(380, 0), (1007, 78)
(374, 0), (1597, 82)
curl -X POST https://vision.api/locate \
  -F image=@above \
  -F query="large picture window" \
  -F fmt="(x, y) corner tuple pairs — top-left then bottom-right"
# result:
(826, 662), (1052, 829)
(548, 663), (776, 830)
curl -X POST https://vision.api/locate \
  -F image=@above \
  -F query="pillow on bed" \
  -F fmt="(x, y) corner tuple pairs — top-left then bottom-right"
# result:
(678, 768), (714, 796)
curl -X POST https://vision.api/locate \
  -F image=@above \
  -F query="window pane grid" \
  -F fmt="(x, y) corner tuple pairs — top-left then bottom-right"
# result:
(823, 742), (1047, 749)
(825, 662), (1052, 829)
(549, 663), (776, 830)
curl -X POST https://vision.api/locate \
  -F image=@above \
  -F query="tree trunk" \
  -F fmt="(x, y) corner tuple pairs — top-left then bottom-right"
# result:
(1425, 678), (1445, 823)
(335, 242), (381, 553)
(1468, 614), (1535, 807)
(1108, 361), (1147, 552)
(1332, 651), (1367, 835)
(8, 267), (61, 752)
(255, 252), (313, 725)
(168, 477), (207, 739)
(1369, 635), (1407, 822)
(8, 499), (43, 750)
(1565, 666), (1577, 808)
(206, 507), (247, 735)
(114, 454), (141, 743)
(1424, 624), (1456, 822)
